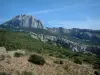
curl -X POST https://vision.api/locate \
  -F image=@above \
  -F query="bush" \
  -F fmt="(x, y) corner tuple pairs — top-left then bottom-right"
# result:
(93, 62), (100, 69)
(0, 54), (5, 61)
(14, 52), (24, 57)
(49, 53), (53, 56)
(54, 60), (63, 65)
(94, 70), (100, 75)
(0, 72), (7, 75)
(28, 54), (45, 65)
(92, 56), (100, 69)
(21, 71), (34, 75)
(74, 58), (82, 65)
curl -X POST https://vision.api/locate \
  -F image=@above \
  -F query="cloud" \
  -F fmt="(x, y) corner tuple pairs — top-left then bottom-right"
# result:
(27, 0), (98, 15)
(27, 4), (77, 14)
(27, 0), (100, 15)
(47, 18), (100, 30)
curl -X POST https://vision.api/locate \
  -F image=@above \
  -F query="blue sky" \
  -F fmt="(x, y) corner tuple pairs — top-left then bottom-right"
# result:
(0, 0), (100, 30)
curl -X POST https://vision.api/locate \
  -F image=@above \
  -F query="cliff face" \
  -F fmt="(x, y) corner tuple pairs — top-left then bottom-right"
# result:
(3, 14), (44, 29)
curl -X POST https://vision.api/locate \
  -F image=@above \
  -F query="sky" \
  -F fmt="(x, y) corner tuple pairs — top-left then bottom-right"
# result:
(0, 0), (100, 30)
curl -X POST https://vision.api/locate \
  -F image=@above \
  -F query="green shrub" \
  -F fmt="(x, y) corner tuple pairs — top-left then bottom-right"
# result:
(94, 70), (100, 75)
(92, 56), (100, 70)
(28, 54), (45, 65)
(93, 62), (100, 69)
(74, 58), (82, 65)
(49, 53), (53, 56)
(0, 72), (7, 75)
(21, 71), (34, 75)
(14, 52), (24, 57)
(0, 54), (5, 61)
(83, 58), (93, 64)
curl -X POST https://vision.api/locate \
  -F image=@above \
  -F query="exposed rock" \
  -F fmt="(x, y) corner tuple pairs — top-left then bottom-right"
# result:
(3, 14), (44, 29)
(30, 32), (100, 55)
(0, 47), (6, 54)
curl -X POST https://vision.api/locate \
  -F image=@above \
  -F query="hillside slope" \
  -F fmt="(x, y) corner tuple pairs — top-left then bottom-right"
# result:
(0, 29), (100, 73)
(0, 48), (95, 75)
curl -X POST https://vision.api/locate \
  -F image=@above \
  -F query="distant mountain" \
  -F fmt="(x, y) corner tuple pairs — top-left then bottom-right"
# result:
(47, 27), (100, 46)
(1, 14), (44, 29)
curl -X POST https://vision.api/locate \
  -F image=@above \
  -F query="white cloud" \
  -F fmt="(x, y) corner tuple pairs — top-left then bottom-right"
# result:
(27, 4), (77, 14)
(27, 1), (98, 15)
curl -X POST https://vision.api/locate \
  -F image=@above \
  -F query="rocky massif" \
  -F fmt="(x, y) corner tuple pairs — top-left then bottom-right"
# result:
(2, 14), (44, 29)
(0, 14), (100, 55)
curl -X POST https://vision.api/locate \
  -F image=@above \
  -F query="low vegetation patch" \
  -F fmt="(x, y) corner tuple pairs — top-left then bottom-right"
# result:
(0, 72), (7, 75)
(0, 30), (43, 51)
(93, 61), (100, 69)
(21, 71), (34, 75)
(14, 52), (24, 57)
(94, 70), (100, 75)
(0, 54), (5, 61)
(73, 58), (82, 65)
(28, 54), (45, 65)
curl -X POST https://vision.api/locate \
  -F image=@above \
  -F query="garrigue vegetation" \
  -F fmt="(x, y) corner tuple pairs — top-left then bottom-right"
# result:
(14, 52), (24, 57)
(21, 71), (35, 75)
(0, 72), (7, 75)
(0, 29), (100, 69)
(28, 54), (45, 65)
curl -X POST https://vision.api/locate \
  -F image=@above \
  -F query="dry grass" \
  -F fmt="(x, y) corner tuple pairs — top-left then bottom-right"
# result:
(0, 52), (95, 75)
(0, 47), (95, 75)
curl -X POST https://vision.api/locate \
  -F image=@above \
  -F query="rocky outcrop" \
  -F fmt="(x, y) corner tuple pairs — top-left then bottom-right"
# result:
(30, 32), (100, 55)
(3, 14), (44, 29)
(30, 32), (88, 52)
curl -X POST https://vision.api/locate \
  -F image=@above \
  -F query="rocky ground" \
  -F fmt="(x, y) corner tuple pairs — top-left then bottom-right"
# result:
(0, 47), (95, 75)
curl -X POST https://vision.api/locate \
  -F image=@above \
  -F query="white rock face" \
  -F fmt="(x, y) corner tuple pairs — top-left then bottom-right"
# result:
(4, 14), (44, 29)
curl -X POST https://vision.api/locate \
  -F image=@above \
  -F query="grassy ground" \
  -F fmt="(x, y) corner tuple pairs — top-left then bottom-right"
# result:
(0, 50), (95, 75)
